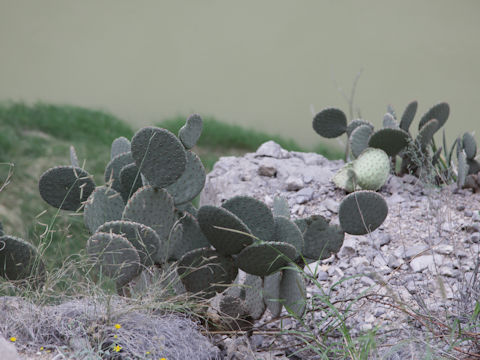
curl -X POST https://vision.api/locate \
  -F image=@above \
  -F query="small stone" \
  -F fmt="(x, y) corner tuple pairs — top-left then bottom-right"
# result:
(338, 238), (357, 258)
(410, 254), (444, 272)
(464, 210), (473, 217)
(286, 176), (304, 191)
(439, 265), (455, 277)
(378, 233), (392, 246)
(472, 212), (480, 222)
(402, 244), (429, 260)
(387, 255), (402, 269)
(258, 165), (277, 177)
(350, 256), (369, 267)
(434, 244), (453, 255)
(469, 233), (480, 243)
(456, 204), (466, 211)
(323, 198), (339, 213)
(373, 254), (388, 268)
(295, 188), (314, 204)
(441, 222), (453, 232)
(360, 276), (376, 287)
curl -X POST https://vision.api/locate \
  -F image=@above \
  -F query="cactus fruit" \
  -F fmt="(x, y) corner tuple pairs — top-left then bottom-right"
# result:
(177, 248), (238, 298)
(111, 136), (131, 159)
(350, 124), (374, 158)
(312, 108), (348, 138)
(131, 127), (186, 188)
(0, 235), (45, 282)
(86, 232), (141, 288)
(84, 186), (124, 234)
(178, 113), (203, 149)
(236, 242), (297, 276)
(339, 190), (388, 235)
(39, 166), (95, 211)
(352, 148), (390, 191)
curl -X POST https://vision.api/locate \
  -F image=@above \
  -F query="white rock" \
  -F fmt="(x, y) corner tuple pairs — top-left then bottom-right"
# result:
(434, 244), (454, 255)
(255, 141), (290, 159)
(0, 336), (19, 360)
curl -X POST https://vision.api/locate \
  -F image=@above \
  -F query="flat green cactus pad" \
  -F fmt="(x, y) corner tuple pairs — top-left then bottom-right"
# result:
(400, 100), (418, 133)
(0, 236), (45, 282)
(119, 163), (143, 202)
(39, 166), (95, 211)
(263, 271), (283, 318)
(416, 119), (440, 149)
(350, 124), (374, 158)
(332, 162), (357, 192)
(177, 248), (238, 298)
(165, 150), (206, 205)
(294, 215), (329, 235)
(353, 148), (390, 191)
(303, 223), (344, 260)
(339, 191), (388, 235)
(279, 268), (306, 318)
(382, 113), (398, 128)
(178, 114), (203, 149)
(86, 232), (140, 288)
(96, 221), (160, 266)
(462, 132), (477, 160)
(313, 108), (347, 138)
(104, 152), (134, 193)
(244, 274), (266, 320)
(219, 294), (249, 319)
(176, 202), (198, 217)
(111, 136), (131, 159)
(70, 146), (79, 167)
(368, 128), (410, 157)
(272, 216), (304, 255)
(237, 241), (296, 276)
(457, 150), (468, 188)
(467, 159), (480, 175)
(131, 127), (186, 188)
(222, 196), (275, 242)
(123, 186), (176, 242)
(197, 205), (254, 255)
(168, 212), (209, 261)
(418, 102), (449, 130)
(346, 119), (374, 138)
(84, 186), (125, 234)
(272, 196), (290, 218)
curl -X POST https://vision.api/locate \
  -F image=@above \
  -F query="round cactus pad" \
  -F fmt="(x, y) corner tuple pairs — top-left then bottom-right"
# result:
(168, 213), (209, 261)
(131, 127), (186, 188)
(272, 196), (290, 218)
(84, 186), (125, 233)
(244, 274), (266, 320)
(237, 242), (296, 276)
(86, 232), (140, 288)
(177, 248), (238, 298)
(346, 119), (374, 138)
(468, 159), (480, 175)
(416, 119), (440, 149)
(368, 128), (410, 157)
(39, 166), (95, 211)
(400, 100), (418, 133)
(294, 215), (329, 235)
(272, 216), (304, 254)
(279, 268), (306, 318)
(263, 271), (283, 318)
(222, 196), (275, 242)
(104, 152), (134, 193)
(96, 221), (160, 266)
(197, 205), (254, 255)
(303, 223), (345, 260)
(111, 136), (131, 159)
(382, 113), (398, 128)
(176, 202), (198, 217)
(165, 151), (206, 205)
(353, 148), (390, 191)
(312, 108), (347, 138)
(0, 236), (45, 282)
(178, 114), (203, 149)
(462, 132), (477, 160)
(123, 186), (176, 242)
(332, 162), (357, 192)
(350, 124), (374, 158)
(418, 102), (450, 130)
(119, 163), (143, 202)
(339, 191), (388, 235)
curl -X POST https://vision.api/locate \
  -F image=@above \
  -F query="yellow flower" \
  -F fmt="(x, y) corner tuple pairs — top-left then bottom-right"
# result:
(40, 347), (44, 351)
(114, 345), (122, 352)
(114, 323), (121, 329)
(160, 358), (166, 360)
(9, 337), (16, 342)
(145, 352), (150, 355)
(114, 335), (118, 339)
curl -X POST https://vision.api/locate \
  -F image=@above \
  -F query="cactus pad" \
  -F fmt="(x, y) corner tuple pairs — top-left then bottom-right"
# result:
(244, 274), (266, 320)
(111, 136), (131, 159)
(457, 150), (468, 188)
(312, 108), (347, 138)
(168, 212), (209, 261)
(70, 146), (79, 167)
(467, 159), (480, 175)
(332, 162), (357, 192)
(303, 223), (344, 260)
(123, 186), (176, 242)
(382, 113), (398, 128)
(104, 152), (134, 193)
(197, 205), (253, 255)
(346, 119), (374, 138)
(84, 186), (125, 233)
(272, 196), (290, 218)
(418, 102), (450, 130)
(165, 151), (206, 205)
(272, 216), (304, 254)
(176, 202), (198, 217)
(86, 232), (140, 288)
(119, 163), (143, 202)
(0, 236), (45, 282)
(222, 196), (275, 242)
(96, 221), (160, 266)
(353, 148), (390, 190)
(350, 124), (374, 158)
(178, 114), (203, 149)
(279, 268), (306, 318)
(263, 271), (283, 317)
(177, 248), (238, 298)
(416, 119), (440, 149)
(339, 190), (388, 235)
(400, 100), (418, 133)
(39, 166), (95, 211)
(294, 215), (329, 235)
(368, 128), (410, 157)
(131, 127), (186, 188)
(462, 132), (477, 160)
(236, 242), (296, 276)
